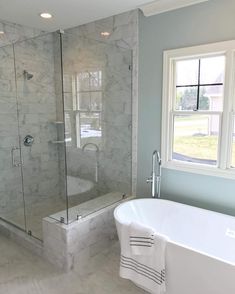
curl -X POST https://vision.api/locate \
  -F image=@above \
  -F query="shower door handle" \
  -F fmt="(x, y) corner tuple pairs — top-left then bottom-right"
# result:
(11, 147), (22, 167)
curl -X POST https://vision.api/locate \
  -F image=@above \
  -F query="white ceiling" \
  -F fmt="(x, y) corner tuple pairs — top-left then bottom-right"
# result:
(0, 0), (153, 31)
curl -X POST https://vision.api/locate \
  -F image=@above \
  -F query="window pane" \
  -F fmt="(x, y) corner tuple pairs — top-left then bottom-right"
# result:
(89, 70), (102, 91)
(173, 115), (219, 165)
(77, 72), (90, 91)
(176, 59), (198, 86)
(79, 112), (102, 148)
(77, 92), (102, 111)
(175, 87), (198, 110)
(91, 92), (102, 111)
(199, 85), (223, 111)
(77, 70), (102, 92)
(65, 113), (72, 146)
(78, 92), (91, 110)
(200, 56), (225, 84)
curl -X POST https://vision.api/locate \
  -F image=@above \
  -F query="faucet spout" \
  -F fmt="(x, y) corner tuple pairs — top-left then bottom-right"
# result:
(146, 150), (161, 198)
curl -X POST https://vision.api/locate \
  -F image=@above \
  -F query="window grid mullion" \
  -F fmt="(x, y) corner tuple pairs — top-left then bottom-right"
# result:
(196, 59), (201, 110)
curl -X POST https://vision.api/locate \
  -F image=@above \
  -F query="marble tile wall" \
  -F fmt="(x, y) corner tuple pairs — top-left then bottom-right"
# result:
(42, 196), (132, 271)
(0, 19), (43, 47)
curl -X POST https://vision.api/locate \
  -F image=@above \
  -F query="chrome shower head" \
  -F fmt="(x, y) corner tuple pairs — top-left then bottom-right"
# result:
(23, 70), (33, 80)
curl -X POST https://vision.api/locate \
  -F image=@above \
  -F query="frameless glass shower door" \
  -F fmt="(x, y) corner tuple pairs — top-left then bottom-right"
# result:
(60, 32), (133, 222)
(0, 33), (68, 239)
(13, 33), (67, 239)
(0, 44), (26, 231)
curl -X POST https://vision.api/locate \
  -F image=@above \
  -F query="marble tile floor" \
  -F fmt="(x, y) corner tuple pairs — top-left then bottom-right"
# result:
(0, 234), (147, 294)
(1, 196), (67, 240)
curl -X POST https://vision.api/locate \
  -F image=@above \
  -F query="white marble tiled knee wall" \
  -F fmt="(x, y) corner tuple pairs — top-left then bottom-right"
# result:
(43, 204), (118, 272)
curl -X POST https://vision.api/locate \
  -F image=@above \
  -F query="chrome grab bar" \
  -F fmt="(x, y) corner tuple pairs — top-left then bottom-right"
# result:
(146, 150), (161, 198)
(11, 147), (22, 167)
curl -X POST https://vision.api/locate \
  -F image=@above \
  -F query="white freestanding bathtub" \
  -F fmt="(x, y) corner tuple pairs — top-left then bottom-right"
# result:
(114, 198), (235, 294)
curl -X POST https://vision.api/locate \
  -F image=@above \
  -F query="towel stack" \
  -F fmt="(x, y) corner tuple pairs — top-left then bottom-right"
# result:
(119, 222), (167, 294)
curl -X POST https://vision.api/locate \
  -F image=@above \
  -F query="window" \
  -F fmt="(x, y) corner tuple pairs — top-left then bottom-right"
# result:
(63, 69), (103, 150)
(162, 40), (235, 178)
(75, 70), (102, 149)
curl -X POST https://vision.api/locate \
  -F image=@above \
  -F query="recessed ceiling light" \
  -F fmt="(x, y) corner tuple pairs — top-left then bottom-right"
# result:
(0, 31), (4, 35)
(40, 12), (53, 19)
(101, 32), (110, 37)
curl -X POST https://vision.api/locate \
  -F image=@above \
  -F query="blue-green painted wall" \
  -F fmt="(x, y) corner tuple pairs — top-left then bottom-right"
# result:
(137, 0), (235, 215)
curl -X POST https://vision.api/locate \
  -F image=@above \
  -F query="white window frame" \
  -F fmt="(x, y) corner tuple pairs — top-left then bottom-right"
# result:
(161, 40), (235, 179)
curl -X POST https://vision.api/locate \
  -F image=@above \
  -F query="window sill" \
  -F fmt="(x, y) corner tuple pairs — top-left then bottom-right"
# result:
(162, 160), (235, 180)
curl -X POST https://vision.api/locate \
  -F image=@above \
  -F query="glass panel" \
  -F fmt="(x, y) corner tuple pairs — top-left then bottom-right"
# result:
(199, 85), (223, 111)
(91, 92), (102, 111)
(77, 70), (102, 92)
(200, 56), (225, 84)
(63, 74), (73, 93)
(14, 33), (68, 239)
(176, 59), (199, 86)
(231, 118), (235, 168)
(77, 92), (102, 111)
(175, 86), (198, 110)
(173, 115), (220, 165)
(65, 112), (72, 145)
(77, 72), (91, 91)
(64, 93), (73, 110)
(61, 33), (132, 223)
(79, 112), (102, 148)
(0, 44), (26, 230)
(78, 92), (91, 110)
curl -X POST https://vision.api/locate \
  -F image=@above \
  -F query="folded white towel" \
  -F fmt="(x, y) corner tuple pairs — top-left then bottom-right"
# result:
(119, 221), (168, 294)
(129, 222), (155, 256)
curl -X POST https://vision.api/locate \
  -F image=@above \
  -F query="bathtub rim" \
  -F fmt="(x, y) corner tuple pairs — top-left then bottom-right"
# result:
(114, 198), (235, 267)
(114, 198), (235, 225)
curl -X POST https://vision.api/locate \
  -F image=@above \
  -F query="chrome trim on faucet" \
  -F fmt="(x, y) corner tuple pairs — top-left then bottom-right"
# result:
(146, 150), (161, 198)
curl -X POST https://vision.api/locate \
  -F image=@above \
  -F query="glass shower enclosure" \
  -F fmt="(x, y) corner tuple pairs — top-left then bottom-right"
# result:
(0, 30), (132, 240)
